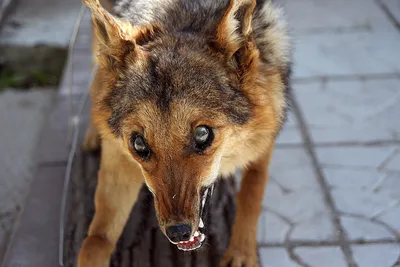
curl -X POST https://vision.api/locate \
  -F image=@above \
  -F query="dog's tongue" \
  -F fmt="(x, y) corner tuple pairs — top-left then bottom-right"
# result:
(178, 235), (199, 248)
(176, 230), (205, 251)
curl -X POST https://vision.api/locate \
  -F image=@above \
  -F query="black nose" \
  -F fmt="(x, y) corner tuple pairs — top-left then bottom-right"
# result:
(166, 224), (192, 242)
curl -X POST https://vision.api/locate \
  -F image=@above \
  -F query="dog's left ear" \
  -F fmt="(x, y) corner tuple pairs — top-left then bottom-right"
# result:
(213, 0), (258, 76)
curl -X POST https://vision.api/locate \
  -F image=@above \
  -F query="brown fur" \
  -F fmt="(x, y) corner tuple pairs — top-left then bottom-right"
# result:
(78, 0), (291, 266)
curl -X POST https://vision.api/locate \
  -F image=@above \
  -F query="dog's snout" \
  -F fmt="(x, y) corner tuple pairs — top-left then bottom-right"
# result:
(166, 224), (192, 242)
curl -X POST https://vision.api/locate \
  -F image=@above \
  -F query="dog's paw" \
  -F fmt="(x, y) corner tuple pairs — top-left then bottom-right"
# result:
(82, 128), (101, 152)
(78, 236), (112, 267)
(220, 245), (259, 267)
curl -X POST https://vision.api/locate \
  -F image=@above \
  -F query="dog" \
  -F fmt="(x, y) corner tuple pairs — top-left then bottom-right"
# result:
(78, 0), (291, 266)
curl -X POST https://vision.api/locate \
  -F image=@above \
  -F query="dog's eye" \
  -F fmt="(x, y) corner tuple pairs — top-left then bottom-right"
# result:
(131, 134), (151, 159)
(193, 125), (213, 151)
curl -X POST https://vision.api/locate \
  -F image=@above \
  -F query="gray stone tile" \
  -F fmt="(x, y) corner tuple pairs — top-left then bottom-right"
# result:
(384, 148), (400, 171)
(276, 111), (303, 145)
(317, 146), (400, 241)
(351, 244), (400, 267)
(258, 211), (291, 244)
(294, 247), (347, 267)
(292, 29), (400, 78)
(59, 50), (93, 93)
(290, 215), (337, 242)
(262, 148), (336, 243)
(2, 165), (66, 267)
(259, 248), (298, 267)
(294, 78), (400, 143)
(261, 246), (349, 267)
(0, 0), (81, 47)
(340, 216), (394, 241)
(380, 0), (400, 25)
(0, 89), (53, 262)
(36, 95), (90, 164)
(0, 210), (14, 263)
(317, 146), (398, 169)
(375, 172), (400, 232)
(280, 0), (395, 33)
(73, 22), (92, 51)
(321, 168), (382, 190)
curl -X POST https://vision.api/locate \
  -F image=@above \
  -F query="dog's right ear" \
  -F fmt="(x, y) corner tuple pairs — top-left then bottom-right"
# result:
(83, 0), (138, 69)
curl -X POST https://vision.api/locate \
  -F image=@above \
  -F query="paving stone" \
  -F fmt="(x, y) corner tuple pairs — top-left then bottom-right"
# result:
(317, 146), (399, 169)
(380, 0), (400, 25)
(259, 248), (298, 267)
(0, 210), (14, 264)
(276, 111), (303, 145)
(292, 29), (400, 78)
(73, 9), (92, 51)
(74, 27), (92, 52)
(0, 89), (53, 262)
(260, 247), (349, 267)
(375, 172), (400, 233)
(36, 95), (90, 164)
(351, 244), (400, 267)
(262, 148), (336, 243)
(321, 168), (382, 190)
(294, 78), (400, 143)
(384, 148), (400, 171)
(0, 0), (81, 47)
(317, 146), (400, 241)
(280, 0), (395, 34)
(294, 247), (347, 267)
(258, 211), (291, 244)
(59, 50), (92, 93)
(290, 214), (337, 242)
(2, 165), (67, 267)
(340, 216), (394, 241)
(0, 0), (15, 25)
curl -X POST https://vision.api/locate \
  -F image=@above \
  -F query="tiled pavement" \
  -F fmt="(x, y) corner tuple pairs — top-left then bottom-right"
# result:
(0, 90), (53, 262)
(13, 0), (400, 266)
(257, 0), (400, 266)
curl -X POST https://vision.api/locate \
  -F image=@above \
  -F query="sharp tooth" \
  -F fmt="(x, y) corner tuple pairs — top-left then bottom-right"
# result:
(194, 231), (199, 237)
(189, 236), (194, 242)
(200, 234), (205, 242)
(201, 188), (209, 208)
(199, 218), (204, 228)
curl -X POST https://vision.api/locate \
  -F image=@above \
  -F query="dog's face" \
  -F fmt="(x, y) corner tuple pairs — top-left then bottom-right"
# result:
(102, 39), (251, 250)
(84, 0), (285, 251)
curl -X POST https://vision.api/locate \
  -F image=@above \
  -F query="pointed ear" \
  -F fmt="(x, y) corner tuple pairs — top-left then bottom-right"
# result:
(214, 0), (259, 75)
(83, 0), (135, 43)
(83, 0), (138, 68)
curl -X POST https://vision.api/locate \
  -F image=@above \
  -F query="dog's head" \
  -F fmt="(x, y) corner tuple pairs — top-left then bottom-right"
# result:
(83, 0), (288, 251)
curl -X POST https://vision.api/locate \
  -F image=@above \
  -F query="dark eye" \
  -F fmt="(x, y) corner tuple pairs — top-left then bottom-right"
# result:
(131, 134), (151, 159)
(193, 125), (214, 151)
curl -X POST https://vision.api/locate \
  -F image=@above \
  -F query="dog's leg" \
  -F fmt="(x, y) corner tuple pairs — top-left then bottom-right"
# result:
(78, 140), (144, 267)
(221, 142), (275, 267)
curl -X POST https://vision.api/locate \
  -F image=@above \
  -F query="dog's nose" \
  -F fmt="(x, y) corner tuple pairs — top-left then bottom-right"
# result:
(166, 224), (192, 242)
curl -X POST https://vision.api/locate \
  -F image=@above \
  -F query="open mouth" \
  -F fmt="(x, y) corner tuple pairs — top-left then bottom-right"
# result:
(176, 219), (206, 251)
(174, 184), (214, 252)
